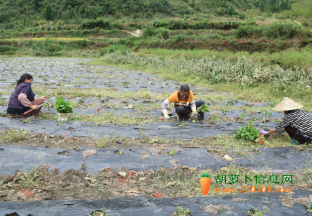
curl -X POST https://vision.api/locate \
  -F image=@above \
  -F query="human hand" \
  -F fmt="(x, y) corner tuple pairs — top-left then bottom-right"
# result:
(261, 130), (267, 135)
(29, 105), (40, 110)
(40, 96), (47, 100)
(191, 107), (197, 115)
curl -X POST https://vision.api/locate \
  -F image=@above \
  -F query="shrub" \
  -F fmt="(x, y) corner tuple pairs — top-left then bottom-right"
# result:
(81, 18), (110, 29)
(156, 27), (170, 39)
(0, 45), (18, 55)
(235, 25), (257, 38)
(167, 19), (189, 30)
(262, 21), (305, 39)
(55, 97), (73, 113)
(142, 26), (156, 38)
(175, 34), (187, 42)
(148, 0), (172, 15)
(239, 14), (245, 19)
(101, 45), (130, 55)
(112, 22), (124, 30)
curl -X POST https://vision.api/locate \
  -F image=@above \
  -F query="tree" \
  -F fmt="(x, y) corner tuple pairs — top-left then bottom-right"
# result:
(44, 4), (53, 21)
(33, 0), (41, 11)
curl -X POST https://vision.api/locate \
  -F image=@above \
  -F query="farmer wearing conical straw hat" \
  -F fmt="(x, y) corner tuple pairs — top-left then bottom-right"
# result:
(261, 97), (312, 145)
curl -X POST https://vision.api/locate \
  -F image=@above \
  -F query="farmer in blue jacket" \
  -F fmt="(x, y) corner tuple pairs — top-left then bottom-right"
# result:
(7, 73), (46, 117)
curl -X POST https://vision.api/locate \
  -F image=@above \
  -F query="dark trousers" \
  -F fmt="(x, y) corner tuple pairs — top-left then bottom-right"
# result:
(175, 100), (205, 120)
(284, 126), (311, 144)
(7, 98), (44, 118)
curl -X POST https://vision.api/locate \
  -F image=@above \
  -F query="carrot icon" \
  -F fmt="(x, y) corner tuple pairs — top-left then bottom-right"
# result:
(200, 171), (211, 195)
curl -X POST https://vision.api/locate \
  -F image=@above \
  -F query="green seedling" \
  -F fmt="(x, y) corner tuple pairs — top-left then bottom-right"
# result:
(307, 204), (312, 212)
(176, 206), (191, 216)
(241, 113), (246, 119)
(166, 149), (178, 156)
(55, 97), (73, 113)
(226, 99), (234, 107)
(197, 104), (210, 118)
(213, 114), (218, 119)
(221, 107), (229, 113)
(98, 94), (101, 99)
(89, 205), (109, 216)
(255, 136), (265, 143)
(235, 123), (260, 141)
(176, 122), (187, 127)
(145, 93), (149, 99)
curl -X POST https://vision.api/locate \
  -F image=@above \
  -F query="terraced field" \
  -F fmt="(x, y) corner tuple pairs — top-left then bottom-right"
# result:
(0, 57), (311, 215)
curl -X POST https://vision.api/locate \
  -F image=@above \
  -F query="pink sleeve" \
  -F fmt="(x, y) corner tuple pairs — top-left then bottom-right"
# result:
(190, 100), (196, 109)
(161, 99), (170, 110)
(18, 93), (32, 107)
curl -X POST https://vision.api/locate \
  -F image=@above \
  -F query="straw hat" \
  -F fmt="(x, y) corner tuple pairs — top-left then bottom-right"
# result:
(273, 97), (303, 111)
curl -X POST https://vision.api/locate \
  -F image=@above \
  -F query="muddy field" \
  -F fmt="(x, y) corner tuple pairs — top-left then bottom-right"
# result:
(0, 57), (312, 216)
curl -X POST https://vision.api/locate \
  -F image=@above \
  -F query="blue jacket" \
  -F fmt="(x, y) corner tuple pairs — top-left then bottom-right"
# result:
(8, 82), (35, 110)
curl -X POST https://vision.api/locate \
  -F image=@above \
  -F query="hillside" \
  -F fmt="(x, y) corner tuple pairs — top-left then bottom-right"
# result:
(0, 0), (296, 27)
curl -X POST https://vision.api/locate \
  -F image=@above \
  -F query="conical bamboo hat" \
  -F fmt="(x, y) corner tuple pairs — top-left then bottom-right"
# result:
(273, 97), (303, 111)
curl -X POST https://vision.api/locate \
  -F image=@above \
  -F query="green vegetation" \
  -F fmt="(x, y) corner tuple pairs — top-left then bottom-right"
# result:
(134, 47), (312, 71)
(0, 45), (18, 55)
(0, 0), (293, 28)
(197, 104), (210, 113)
(235, 123), (260, 142)
(101, 52), (312, 106)
(0, 129), (29, 142)
(54, 97), (74, 113)
(247, 206), (270, 216)
(176, 206), (192, 216)
(89, 205), (109, 216)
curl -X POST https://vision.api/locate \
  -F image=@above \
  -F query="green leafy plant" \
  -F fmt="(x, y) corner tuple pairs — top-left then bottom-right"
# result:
(197, 104), (210, 116)
(247, 206), (269, 216)
(89, 205), (109, 216)
(307, 204), (312, 212)
(241, 113), (246, 119)
(235, 123), (260, 141)
(166, 149), (178, 156)
(55, 97), (73, 113)
(176, 206), (192, 216)
(226, 99), (234, 106)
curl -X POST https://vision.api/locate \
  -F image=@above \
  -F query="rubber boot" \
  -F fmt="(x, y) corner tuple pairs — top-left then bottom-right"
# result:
(289, 137), (300, 145)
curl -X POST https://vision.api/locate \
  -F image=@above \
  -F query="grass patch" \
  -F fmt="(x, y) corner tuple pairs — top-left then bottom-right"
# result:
(0, 38), (90, 42)
(135, 47), (312, 70)
(37, 112), (167, 125)
(3, 163), (312, 202)
(68, 112), (164, 126)
(91, 53), (312, 110)
(0, 129), (29, 142)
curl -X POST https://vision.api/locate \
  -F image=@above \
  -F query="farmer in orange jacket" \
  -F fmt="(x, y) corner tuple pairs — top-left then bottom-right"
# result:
(161, 84), (205, 121)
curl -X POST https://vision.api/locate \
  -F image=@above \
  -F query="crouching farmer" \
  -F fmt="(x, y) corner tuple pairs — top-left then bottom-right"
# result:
(162, 84), (205, 121)
(261, 97), (312, 145)
(7, 73), (46, 117)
